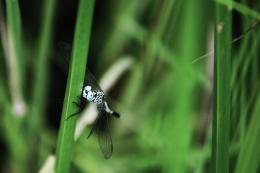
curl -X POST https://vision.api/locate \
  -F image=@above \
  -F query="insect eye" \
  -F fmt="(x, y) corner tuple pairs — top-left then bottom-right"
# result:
(86, 91), (94, 101)
(82, 88), (89, 99)
(84, 85), (92, 92)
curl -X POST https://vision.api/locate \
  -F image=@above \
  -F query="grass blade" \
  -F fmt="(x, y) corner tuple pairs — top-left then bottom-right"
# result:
(29, 0), (56, 130)
(2, 1), (29, 172)
(235, 94), (260, 173)
(28, 0), (56, 168)
(212, 1), (232, 173)
(55, 0), (95, 173)
(162, 1), (205, 172)
(215, 0), (260, 20)
(5, 0), (26, 117)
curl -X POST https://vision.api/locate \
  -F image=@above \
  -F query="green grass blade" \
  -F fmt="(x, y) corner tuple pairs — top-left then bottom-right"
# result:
(235, 95), (260, 173)
(212, 1), (232, 173)
(5, 0), (22, 63)
(215, 0), (260, 20)
(2, 112), (28, 173)
(142, 0), (175, 77)
(97, 0), (148, 69)
(29, 0), (56, 135)
(0, 82), (28, 173)
(5, 0), (26, 116)
(55, 0), (95, 173)
(0, 1), (8, 55)
(3, 1), (29, 172)
(161, 1), (205, 172)
(28, 0), (56, 168)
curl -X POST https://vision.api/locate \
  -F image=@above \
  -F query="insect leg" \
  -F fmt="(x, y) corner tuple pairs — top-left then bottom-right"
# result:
(87, 126), (95, 138)
(66, 96), (84, 120)
(65, 110), (81, 120)
(73, 101), (80, 107)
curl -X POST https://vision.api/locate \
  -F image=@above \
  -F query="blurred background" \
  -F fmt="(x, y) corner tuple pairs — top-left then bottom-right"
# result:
(0, 0), (260, 173)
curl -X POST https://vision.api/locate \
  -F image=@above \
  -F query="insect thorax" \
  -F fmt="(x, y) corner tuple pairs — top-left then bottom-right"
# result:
(82, 85), (105, 104)
(92, 90), (104, 104)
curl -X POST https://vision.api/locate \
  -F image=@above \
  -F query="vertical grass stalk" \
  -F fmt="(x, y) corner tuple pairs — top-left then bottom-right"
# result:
(29, 0), (56, 139)
(3, 0), (28, 172)
(55, 0), (95, 173)
(212, 2), (232, 173)
(162, 0), (204, 172)
(5, 0), (26, 117)
(28, 0), (56, 168)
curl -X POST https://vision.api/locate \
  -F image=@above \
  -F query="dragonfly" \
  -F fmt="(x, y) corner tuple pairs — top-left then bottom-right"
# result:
(58, 42), (120, 159)
(68, 69), (120, 159)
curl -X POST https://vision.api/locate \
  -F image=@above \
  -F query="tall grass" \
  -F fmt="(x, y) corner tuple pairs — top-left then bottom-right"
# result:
(28, 0), (56, 167)
(55, 0), (95, 173)
(5, 0), (26, 118)
(29, 0), (56, 138)
(212, 1), (232, 173)
(161, 1), (205, 172)
(2, 0), (27, 172)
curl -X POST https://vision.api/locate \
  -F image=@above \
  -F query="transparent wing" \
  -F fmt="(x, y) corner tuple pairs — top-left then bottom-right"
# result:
(88, 110), (113, 159)
(84, 69), (103, 92)
(56, 42), (102, 91)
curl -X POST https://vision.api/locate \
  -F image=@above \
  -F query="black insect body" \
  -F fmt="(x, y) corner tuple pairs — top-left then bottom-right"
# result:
(70, 70), (120, 159)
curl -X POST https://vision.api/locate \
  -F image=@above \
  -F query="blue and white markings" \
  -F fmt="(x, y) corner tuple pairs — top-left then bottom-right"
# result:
(82, 85), (104, 104)
(82, 85), (116, 116)
(82, 85), (119, 117)
(82, 85), (94, 101)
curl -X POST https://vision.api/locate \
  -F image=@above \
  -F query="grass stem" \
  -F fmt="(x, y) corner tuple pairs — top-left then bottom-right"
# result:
(55, 0), (95, 172)
(212, 2), (232, 173)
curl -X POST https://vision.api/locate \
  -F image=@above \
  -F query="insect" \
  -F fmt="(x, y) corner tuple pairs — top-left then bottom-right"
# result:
(69, 70), (120, 159)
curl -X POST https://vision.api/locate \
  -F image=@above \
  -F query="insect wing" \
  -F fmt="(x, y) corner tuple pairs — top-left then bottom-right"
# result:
(88, 110), (113, 159)
(57, 43), (101, 91)
(84, 69), (103, 92)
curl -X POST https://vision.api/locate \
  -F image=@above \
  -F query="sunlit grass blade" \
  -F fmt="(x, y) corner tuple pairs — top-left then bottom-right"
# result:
(2, 0), (29, 172)
(55, 0), (95, 173)
(5, 0), (26, 117)
(212, 1), (232, 173)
